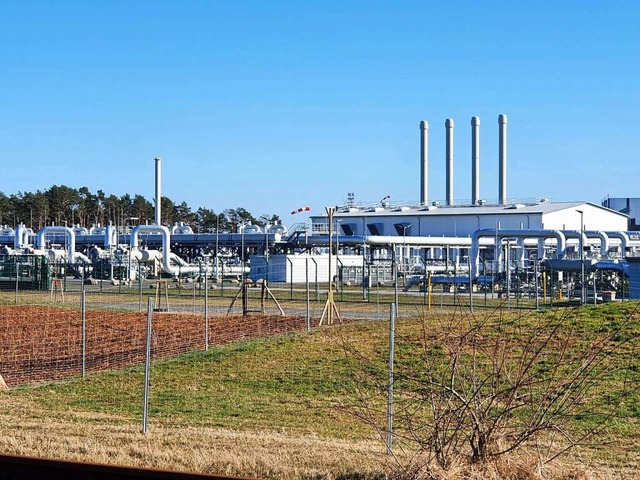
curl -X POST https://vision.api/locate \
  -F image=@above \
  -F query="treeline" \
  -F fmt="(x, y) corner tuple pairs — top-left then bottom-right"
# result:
(0, 185), (280, 233)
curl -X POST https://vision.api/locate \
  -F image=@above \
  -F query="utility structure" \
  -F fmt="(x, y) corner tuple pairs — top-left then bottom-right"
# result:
(320, 207), (341, 325)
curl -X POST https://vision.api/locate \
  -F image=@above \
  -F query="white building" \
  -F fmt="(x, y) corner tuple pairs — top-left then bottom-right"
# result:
(310, 201), (628, 238)
(250, 254), (365, 283)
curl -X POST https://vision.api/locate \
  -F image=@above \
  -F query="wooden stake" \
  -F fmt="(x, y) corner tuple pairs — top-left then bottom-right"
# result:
(154, 280), (170, 311)
(226, 283), (245, 315)
(319, 207), (341, 325)
(50, 278), (64, 303)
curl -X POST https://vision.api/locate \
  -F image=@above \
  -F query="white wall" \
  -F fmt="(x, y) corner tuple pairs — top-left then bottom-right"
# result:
(250, 254), (364, 283)
(356, 213), (543, 237)
(542, 204), (627, 231)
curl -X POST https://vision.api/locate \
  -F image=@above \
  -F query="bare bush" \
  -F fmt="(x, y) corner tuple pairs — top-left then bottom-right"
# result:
(340, 303), (638, 478)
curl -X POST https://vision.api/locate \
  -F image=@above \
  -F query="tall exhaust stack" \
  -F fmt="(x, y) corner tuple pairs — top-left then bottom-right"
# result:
(445, 118), (454, 206)
(498, 114), (507, 205)
(471, 116), (480, 205)
(420, 120), (429, 205)
(155, 156), (162, 225)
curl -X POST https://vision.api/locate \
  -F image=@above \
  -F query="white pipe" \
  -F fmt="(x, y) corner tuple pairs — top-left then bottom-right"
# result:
(36, 226), (77, 262)
(131, 224), (179, 276)
(243, 225), (262, 234)
(517, 237), (526, 269)
(105, 224), (117, 249)
(537, 238), (545, 260)
(471, 229), (567, 278)
(605, 231), (629, 256)
(14, 224), (29, 249)
(586, 231), (609, 255)
(268, 224), (288, 235)
(130, 249), (162, 262)
(364, 235), (477, 247)
(562, 231), (589, 254)
(171, 222), (194, 235)
(75, 252), (91, 264)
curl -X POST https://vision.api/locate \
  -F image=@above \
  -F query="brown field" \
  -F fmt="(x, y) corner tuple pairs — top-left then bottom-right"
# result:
(0, 305), (312, 387)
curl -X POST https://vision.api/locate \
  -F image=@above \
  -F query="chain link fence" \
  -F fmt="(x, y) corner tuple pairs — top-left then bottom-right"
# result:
(0, 253), (632, 437)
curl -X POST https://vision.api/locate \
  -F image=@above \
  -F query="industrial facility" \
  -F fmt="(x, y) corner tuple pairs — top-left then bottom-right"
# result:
(1, 115), (639, 302)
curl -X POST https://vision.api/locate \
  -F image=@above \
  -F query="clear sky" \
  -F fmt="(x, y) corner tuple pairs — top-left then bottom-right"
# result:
(1, 1), (639, 223)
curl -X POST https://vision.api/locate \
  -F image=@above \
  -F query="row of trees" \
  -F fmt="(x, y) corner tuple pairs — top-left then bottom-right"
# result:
(0, 185), (280, 233)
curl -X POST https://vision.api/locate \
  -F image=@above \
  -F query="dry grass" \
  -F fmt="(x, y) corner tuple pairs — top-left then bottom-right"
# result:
(0, 396), (390, 479)
(2, 396), (637, 480)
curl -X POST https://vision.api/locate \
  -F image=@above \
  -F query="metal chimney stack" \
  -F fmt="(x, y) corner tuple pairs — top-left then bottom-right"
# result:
(471, 116), (480, 205)
(498, 114), (507, 205)
(155, 156), (162, 225)
(420, 120), (429, 205)
(445, 118), (454, 206)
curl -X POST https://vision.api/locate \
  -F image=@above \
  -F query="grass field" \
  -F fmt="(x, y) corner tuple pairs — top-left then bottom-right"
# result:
(1, 302), (639, 478)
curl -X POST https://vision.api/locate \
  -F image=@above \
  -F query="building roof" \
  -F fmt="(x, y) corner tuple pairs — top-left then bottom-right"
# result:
(311, 201), (628, 220)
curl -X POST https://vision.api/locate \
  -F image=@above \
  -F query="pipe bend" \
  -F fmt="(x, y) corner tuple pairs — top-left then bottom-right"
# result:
(470, 228), (566, 277)
(36, 226), (76, 262)
(130, 224), (178, 275)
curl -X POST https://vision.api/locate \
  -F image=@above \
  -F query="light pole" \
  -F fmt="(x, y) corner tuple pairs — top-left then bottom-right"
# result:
(576, 209), (585, 305)
(335, 219), (342, 290)
(265, 222), (270, 283)
(505, 239), (510, 309)
(400, 224), (412, 285)
(215, 213), (220, 281)
(241, 221), (245, 285)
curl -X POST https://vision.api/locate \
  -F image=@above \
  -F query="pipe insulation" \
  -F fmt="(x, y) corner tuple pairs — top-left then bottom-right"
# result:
(130, 224), (179, 276)
(36, 226), (77, 263)
(470, 228), (567, 278)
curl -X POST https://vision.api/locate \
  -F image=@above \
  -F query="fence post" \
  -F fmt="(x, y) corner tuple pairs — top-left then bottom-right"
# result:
(535, 260), (540, 310)
(393, 249), (399, 318)
(142, 297), (153, 433)
(311, 257), (319, 302)
(81, 289), (86, 378)
(469, 266), (473, 313)
(387, 303), (396, 455)
(138, 263), (143, 312)
(306, 258), (311, 333)
(204, 271), (209, 351)
(14, 258), (19, 305)
(287, 257), (294, 300)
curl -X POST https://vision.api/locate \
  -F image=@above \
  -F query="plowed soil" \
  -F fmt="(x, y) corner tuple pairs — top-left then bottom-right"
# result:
(0, 306), (311, 388)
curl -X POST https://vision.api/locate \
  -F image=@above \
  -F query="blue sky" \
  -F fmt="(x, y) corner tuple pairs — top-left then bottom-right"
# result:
(1, 1), (639, 223)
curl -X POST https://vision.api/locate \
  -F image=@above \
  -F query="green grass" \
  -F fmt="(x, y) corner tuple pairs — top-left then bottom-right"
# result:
(9, 326), (373, 439)
(5, 302), (640, 450)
